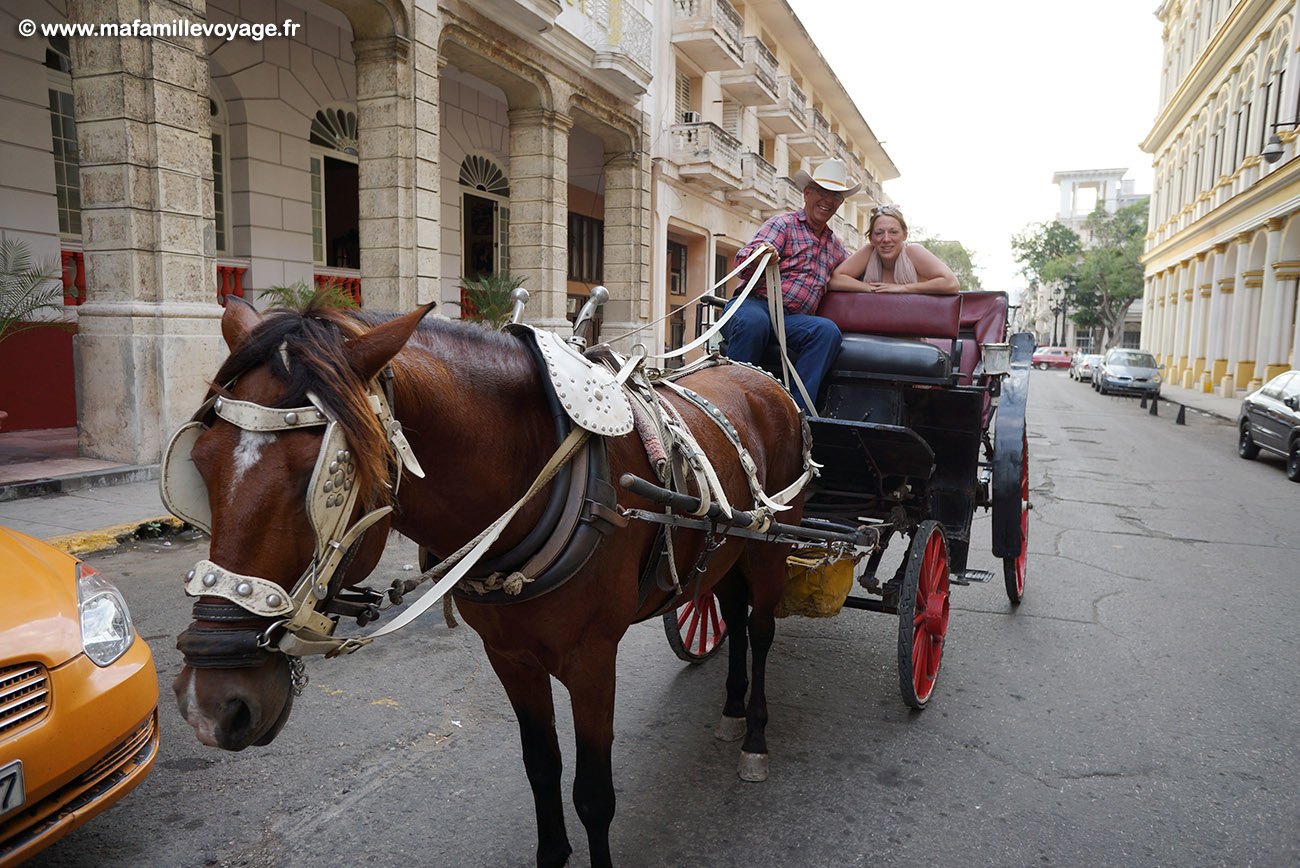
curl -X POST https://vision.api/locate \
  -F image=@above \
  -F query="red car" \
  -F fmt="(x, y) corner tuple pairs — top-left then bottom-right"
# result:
(1031, 346), (1075, 370)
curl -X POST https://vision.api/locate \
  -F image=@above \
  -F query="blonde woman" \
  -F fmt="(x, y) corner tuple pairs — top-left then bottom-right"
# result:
(829, 205), (960, 295)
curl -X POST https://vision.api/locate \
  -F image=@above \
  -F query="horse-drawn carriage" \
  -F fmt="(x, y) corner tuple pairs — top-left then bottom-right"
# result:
(661, 286), (1032, 708)
(163, 278), (1032, 868)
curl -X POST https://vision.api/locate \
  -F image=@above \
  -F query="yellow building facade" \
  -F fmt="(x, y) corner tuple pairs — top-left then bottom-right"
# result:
(1141, 0), (1300, 395)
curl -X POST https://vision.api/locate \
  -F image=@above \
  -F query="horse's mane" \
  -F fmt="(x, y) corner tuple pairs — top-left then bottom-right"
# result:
(212, 299), (402, 506)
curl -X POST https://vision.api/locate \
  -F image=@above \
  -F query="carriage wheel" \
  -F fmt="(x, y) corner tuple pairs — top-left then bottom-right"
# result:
(1002, 432), (1029, 604)
(663, 592), (727, 664)
(897, 521), (949, 709)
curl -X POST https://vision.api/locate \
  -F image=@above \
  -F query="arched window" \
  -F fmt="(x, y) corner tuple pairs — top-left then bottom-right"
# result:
(309, 105), (360, 268)
(45, 36), (79, 237)
(458, 155), (510, 279)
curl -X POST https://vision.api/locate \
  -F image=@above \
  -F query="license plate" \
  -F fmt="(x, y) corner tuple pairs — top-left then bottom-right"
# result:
(0, 760), (24, 818)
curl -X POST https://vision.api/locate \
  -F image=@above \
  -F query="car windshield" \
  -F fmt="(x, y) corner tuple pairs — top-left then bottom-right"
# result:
(1110, 351), (1156, 366)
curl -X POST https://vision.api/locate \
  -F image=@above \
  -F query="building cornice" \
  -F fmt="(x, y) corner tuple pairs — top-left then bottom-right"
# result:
(1141, 0), (1277, 154)
(1141, 156), (1300, 274)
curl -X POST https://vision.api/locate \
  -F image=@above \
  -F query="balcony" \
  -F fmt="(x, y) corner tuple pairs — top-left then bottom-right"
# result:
(314, 269), (362, 305)
(720, 37), (778, 105)
(727, 152), (778, 209)
(756, 76), (808, 135)
(216, 261), (249, 304)
(583, 0), (653, 96)
(786, 107), (830, 158)
(671, 0), (743, 73)
(477, 0), (563, 34)
(670, 121), (743, 190)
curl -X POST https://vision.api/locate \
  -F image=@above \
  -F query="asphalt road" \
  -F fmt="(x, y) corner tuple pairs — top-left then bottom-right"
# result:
(27, 369), (1300, 868)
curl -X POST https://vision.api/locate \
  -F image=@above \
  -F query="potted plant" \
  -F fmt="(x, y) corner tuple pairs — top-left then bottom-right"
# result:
(458, 271), (524, 329)
(258, 279), (360, 311)
(0, 238), (66, 431)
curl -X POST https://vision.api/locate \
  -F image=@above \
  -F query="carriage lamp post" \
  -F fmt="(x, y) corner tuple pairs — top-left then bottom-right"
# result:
(1263, 119), (1300, 164)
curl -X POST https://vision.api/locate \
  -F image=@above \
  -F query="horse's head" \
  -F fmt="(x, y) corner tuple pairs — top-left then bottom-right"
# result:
(169, 296), (432, 750)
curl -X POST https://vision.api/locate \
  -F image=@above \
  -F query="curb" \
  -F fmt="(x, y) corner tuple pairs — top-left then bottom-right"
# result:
(0, 464), (160, 503)
(45, 515), (189, 556)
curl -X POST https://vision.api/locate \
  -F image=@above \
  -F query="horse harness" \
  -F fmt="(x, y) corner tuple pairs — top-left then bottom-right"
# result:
(166, 324), (815, 670)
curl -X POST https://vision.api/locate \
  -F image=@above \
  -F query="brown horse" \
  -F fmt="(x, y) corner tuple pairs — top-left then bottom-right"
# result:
(171, 296), (806, 868)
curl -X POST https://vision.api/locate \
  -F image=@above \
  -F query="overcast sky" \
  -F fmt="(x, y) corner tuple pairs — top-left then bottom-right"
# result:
(788, 0), (1165, 296)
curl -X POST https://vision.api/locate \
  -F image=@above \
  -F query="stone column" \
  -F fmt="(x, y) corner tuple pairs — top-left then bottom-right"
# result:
(1270, 263), (1300, 376)
(1250, 217), (1284, 390)
(69, 0), (224, 465)
(1171, 262), (1191, 382)
(1161, 267), (1180, 370)
(1239, 269), (1263, 388)
(1185, 251), (1209, 389)
(1140, 272), (1156, 350)
(507, 106), (573, 333)
(412, 16), (442, 306)
(1224, 232), (1254, 395)
(354, 35), (418, 311)
(1206, 242), (1229, 390)
(600, 146), (652, 352)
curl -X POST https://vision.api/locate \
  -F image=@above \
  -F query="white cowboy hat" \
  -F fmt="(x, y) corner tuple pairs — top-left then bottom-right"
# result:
(794, 158), (862, 196)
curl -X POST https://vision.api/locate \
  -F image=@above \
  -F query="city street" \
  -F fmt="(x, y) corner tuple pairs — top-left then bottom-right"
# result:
(27, 370), (1300, 868)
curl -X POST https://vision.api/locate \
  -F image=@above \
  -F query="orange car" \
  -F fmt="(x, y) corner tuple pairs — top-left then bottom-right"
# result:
(0, 527), (158, 867)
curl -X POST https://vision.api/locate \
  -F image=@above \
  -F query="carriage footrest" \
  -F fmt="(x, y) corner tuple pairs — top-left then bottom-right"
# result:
(950, 569), (993, 586)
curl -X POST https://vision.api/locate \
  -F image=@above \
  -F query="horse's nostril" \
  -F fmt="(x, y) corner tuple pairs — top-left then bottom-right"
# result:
(220, 698), (255, 743)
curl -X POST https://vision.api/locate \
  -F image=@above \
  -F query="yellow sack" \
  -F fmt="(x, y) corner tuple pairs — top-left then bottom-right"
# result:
(775, 547), (859, 618)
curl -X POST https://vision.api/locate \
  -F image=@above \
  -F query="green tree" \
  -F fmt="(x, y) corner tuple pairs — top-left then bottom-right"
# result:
(1011, 220), (1081, 286)
(1066, 200), (1149, 349)
(914, 235), (983, 290)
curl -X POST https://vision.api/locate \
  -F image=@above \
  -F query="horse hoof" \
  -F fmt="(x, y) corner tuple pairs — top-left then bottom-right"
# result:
(715, 715), (746, 742)
(737, 751), (769, 782)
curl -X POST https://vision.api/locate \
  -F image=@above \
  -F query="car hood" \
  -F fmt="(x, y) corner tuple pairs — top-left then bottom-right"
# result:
(1105, 364), (1158, 377)
(0, 527), (84, 667)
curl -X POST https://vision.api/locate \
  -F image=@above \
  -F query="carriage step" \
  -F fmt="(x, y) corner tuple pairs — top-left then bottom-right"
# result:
(951, 569), (994, 586)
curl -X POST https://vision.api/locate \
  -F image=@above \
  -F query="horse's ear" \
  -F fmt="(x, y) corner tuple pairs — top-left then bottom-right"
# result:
(345, 301), (437, 381)
(221, 296), (262, 352)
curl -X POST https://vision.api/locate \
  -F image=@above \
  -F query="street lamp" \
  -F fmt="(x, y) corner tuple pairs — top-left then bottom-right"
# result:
(1263, 119), (1299, 164)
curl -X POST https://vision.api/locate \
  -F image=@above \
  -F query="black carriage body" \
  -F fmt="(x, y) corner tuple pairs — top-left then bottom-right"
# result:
(801, 290), (1016, 577)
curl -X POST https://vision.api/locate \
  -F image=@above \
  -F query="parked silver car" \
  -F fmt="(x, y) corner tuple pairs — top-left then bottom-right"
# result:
(1093, 348), (1162, 398)
(1070, 353), (1102, 382)
(1237, 370), (1300, 482)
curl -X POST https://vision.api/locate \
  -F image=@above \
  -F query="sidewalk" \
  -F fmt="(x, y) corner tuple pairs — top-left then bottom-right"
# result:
(0, 426), (175, 554)
(1145, 379), (1242, 423)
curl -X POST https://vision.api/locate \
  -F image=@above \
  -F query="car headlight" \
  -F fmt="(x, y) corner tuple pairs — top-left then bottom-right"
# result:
(1152, 374), (1162, 383)
(77, 563), (136, 666)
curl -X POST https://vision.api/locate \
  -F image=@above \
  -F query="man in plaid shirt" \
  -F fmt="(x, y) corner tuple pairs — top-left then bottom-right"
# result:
(722, 158), (860, 412)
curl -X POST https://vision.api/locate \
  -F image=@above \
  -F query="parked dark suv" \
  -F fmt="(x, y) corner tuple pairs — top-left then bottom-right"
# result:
(1093, 348), (1162, 398)
(1237, 370), (1300, 482)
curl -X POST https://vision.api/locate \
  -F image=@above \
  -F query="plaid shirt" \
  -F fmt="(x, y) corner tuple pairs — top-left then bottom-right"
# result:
(733, 209), (847, 316)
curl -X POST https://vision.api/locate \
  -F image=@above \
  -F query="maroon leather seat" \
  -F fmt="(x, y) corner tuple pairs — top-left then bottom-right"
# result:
(816, 290), (963, 382)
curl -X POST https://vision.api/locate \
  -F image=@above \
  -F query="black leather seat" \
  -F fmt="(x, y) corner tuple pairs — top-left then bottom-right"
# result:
(832, 333), (952, 380)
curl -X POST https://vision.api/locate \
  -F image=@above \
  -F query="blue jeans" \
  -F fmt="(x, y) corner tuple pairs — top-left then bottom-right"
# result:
(720, 295), (841, 412)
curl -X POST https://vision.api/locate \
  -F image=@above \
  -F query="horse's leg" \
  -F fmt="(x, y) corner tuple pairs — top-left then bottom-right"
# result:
(736, 546), (786, 783)
(557, 644), (618, 868)
(714, 571), (750, 743)
(485, 649), (572, 868)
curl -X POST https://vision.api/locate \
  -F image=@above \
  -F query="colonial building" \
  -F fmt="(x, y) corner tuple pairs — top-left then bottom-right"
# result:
(652, 0), (893, 357)
(1140, 0), (1300, 395)
(0, 0), (887, 468)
